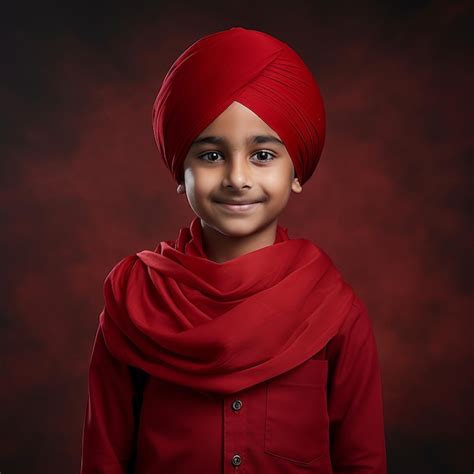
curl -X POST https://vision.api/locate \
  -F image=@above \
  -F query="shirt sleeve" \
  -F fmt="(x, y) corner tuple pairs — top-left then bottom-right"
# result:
(326, 300), (388, 474)
(80, 318), (142, 474)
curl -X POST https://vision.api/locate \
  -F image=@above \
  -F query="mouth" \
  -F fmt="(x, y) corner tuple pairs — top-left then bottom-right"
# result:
(214, 200), (263, 212)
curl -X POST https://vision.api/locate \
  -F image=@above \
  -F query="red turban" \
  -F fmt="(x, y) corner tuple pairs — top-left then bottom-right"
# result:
(152, 26), (326, 186)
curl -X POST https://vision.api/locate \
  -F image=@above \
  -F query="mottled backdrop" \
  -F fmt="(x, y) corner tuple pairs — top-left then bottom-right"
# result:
(1, 1), (472, 473)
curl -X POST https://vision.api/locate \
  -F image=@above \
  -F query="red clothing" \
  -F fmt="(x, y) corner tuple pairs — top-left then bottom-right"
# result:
(81, 296), (387, 473)
(98, 217), (356, 394)
(152, 27), (326, 187)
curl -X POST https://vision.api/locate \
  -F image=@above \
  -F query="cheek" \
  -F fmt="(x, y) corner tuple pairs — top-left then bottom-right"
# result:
(262, 173), (293, 196)
(188, 178), (216, 205)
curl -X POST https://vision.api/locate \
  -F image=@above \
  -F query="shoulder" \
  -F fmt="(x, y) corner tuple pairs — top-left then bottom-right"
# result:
(326, 295), (376, 357)
(102, 254), (141, 295)
(342, 295), (374, 335)
(106, 254), (140, 278)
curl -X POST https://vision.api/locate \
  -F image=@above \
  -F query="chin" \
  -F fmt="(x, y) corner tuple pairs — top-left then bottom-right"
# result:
(208, 217), (262, 237)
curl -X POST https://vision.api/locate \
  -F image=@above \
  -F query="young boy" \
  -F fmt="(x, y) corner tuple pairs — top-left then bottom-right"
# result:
(81, 27), (387, 473)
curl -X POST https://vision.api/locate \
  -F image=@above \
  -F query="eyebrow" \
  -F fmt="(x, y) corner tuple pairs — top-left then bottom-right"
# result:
(191, 134), (284, 147)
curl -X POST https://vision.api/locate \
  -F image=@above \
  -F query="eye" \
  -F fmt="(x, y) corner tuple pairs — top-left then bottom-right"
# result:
(199, 151), (223, 162)
(252, 150), (275, 162)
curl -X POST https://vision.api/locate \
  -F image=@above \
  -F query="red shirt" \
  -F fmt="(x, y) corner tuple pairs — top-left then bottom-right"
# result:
(81, 299), (387, 474)
(81, 296), (387, 473)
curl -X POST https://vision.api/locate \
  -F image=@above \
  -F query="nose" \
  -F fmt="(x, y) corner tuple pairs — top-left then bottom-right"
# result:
(222, 153), (253, 189)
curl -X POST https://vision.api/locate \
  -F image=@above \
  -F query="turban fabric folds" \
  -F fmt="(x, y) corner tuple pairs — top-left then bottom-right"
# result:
(152, 26), (326, 186)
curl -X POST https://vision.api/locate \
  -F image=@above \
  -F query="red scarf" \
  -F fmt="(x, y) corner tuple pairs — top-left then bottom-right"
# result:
(100, 217), (355, 394)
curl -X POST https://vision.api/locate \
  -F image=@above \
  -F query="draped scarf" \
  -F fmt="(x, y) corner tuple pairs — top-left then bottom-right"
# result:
(99, 217), (356, 394)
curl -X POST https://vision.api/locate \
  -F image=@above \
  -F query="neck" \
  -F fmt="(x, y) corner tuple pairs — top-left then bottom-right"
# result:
(200, 219), (278, 263)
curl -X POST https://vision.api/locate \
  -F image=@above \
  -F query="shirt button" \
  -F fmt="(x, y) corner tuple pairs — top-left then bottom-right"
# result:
(231, 399), (243, 411)
(231, 454), (242, 466)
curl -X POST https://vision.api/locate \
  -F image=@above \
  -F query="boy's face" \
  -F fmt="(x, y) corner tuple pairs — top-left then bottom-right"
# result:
(179, 101), (302, 239)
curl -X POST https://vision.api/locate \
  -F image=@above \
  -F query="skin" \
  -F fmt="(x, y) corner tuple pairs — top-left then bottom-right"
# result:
(177, 100), (302, 263)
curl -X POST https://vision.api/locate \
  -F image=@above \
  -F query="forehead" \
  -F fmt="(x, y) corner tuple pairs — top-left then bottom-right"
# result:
(193, 101), (283, 145)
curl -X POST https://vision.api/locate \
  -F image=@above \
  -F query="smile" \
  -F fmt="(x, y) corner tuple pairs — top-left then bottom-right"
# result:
(215, 201), (262, 212)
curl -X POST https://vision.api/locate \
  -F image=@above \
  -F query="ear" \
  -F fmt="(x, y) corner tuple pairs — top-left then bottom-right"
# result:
(291, 177), (303, 193)
(177, 183), (186, 194)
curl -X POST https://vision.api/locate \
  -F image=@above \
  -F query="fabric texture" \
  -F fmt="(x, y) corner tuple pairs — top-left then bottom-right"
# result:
(99, 216), (356, 394)
(81, 297), (388, 473)
(152, 26), (326, 186)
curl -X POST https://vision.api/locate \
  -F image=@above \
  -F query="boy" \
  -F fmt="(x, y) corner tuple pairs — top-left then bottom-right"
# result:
(81, 26), (387, 473)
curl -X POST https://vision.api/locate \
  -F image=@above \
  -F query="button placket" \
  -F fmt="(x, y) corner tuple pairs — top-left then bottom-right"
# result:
(223, 393), (246, 472)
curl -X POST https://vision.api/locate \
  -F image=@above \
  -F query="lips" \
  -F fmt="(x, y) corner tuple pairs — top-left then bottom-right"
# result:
(217, 201), (260, 205)
(215, 199), (262, 205)
(215, 200), (262, 213)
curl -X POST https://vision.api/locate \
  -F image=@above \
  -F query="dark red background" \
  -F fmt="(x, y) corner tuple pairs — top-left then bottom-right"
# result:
(1, 1), (472, 473)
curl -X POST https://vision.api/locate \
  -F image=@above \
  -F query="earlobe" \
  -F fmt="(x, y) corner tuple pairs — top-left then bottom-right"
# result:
(177, 183), (185, 194)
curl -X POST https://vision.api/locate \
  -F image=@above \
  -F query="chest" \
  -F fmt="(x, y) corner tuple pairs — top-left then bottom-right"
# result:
(133, 348), (333, 473)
